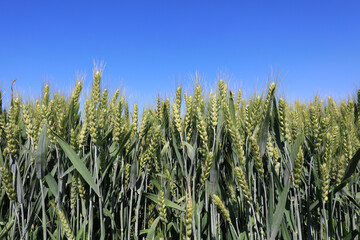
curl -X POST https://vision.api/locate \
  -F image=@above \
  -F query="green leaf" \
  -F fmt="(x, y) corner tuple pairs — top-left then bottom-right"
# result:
(172, 136), (184, 176)
(62, 153), (90, 178)
(0, 148), (3, 167)
(45, 174), (58, 198)
(343, 230), (359, 240)
(271, 97), (283, 153)
(144, 192), (185, 212)
(270, 176), (290, 240)
(259, 102), (271, 157)
(100, 129), (132, 184)
(146, 216), (160, 240)
(35, 124), (48, 179)
(160, 141), (170, 156)
(183, 142), (195, 162)
(342, 148), (360, 181)
(16, 164), (24, 204)
(0, 214), (14, 239)
(56, 135), (100, 196)
(129, 154), (138, 190)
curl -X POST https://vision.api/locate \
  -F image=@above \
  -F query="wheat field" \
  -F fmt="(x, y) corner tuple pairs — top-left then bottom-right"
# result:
(0, 71), (359, 239)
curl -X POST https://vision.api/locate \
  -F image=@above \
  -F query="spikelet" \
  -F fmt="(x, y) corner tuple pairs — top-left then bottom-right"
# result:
(71, 81), (82, 105)
(249, 96), (261, 133)
(70, 128), (77, 151)
(267, 132), (280, 164)
(320, 163), (330, 203)
(163, 98), (170, 131)
(218, 80), (227, 105)
(77, 176), (86, 200)
(44, 101), (56, 144)
(173, 103), (182, 134)
(303, 108), (310, 136)
(22, 104), (33, 142)
(250, 136), (264, 179)
(183, 94), (193, 140)
(293, 148), (304, 188)
(235, 89), (242, 110)
(139, 109), (148, 140)
(100, 89), (108, 109)
(236, 137), (247, 167)
(343, 130), (352, 162)
(194, 83), (202, 106)
(310, 106), (320, 148)
(98, 90), (108, 130)
(279, 98), (290, 141)
(132, 103), (138, 134)
(57, 208), (75, 240)
(145, 126), (160, 171)
(196, 106), (208, 156)
(124, 163), (131, 189)
(228, 184), (236, 202)
(212, 194), (232, 225)
(111, 89), (120, 106)
(262, 82), (275, 121)
(330, 125), (339, 150)
(273, 147), (280, 164)
(289, 111), (299, 142)
(0, 167), (16, 202)
(70, 181), (77, 209)
(324, 133), (331, 162)
(113, 100), (123, 143)
(319, 116), (330, 146)
(139, 151), (149, 173)
(88, 100), (98, 144)
(244, 104), (251, 135)
(226, 113), (246, 166)
(0, 113), (5, 145)
(77, 122), (87, 150)
(147, 203), (156, 228)
(42, 84), (50, 106)
(157, 190), (167, 224)
(4, 98), (20, 157)
(124, 101), (130, 127)
(223, 96), (232, 132)
(266, 132), (274, 158)
(165, 168), (177, 199)
(210, 92), (219, 129)
(336, 155), (346, 184)
(234, 167), (252, 205)
(186, 189), (193, 240)
(175, 86), (182, 110)
(156, 95), (162, 119)
(55, 101), (66, 137)
(92, 70), (101, 105)
(200, 152), (214, 186)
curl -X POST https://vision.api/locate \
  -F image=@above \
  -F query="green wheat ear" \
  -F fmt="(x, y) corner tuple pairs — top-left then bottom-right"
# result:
(0, 167), (16, 202)
(157, 190), (167, 224)
(234, 166), (252, 205)
(186, 188), (193, 240)
(212, 194), (232, 225)
(293, 148), (304, 188)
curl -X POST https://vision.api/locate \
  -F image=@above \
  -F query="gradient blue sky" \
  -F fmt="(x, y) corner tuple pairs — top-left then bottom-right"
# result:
(1, 1), (360, 107)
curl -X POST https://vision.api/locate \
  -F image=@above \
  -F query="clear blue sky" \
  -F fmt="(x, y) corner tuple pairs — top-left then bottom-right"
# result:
(1, 1), (360, 107)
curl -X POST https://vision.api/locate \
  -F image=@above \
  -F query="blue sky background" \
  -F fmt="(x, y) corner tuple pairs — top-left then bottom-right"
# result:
(1, 1), (360, 108)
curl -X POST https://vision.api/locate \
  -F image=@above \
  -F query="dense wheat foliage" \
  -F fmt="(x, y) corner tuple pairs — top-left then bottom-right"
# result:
(0, 71), (359, 240)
